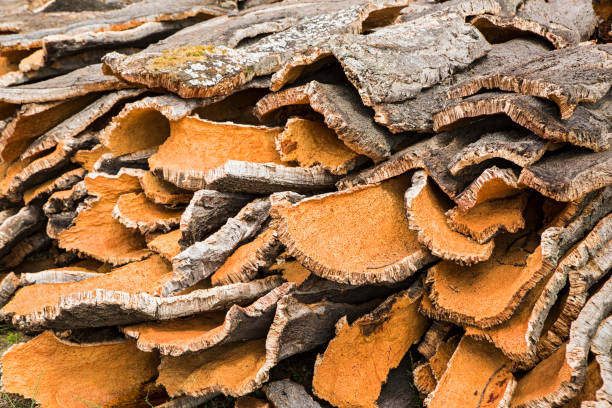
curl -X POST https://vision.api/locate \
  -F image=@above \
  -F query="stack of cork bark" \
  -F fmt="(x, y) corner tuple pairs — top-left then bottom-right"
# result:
(0, 0), (610, 407)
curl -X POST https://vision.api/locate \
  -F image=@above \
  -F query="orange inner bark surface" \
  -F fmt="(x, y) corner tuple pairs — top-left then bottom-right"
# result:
(104, 108), (170, 156)
(116, 192), (183, 225)
(147, 229), (182, 261)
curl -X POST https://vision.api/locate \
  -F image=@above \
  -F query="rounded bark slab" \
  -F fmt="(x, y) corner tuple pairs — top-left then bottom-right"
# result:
(404, 171), (494, 265)
(22, 167), (86, 205)
(585, 316), (612, 407)
(0, 331), (159, 408)
(140, 171), (192, 208)
(454, 166), (523, 211)
(147, 229), (182, 261)
(277, 176), (436, 285)
(113, 192), (183, 235)
(57, 171), (151, 265)
(312, 285), (429, 408)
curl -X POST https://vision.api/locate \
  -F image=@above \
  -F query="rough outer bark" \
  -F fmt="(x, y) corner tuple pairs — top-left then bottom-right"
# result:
(121, 282), (294, 356)
(20, 89), (145, 161)
(277, 177), (436, 285)
(404, 171), (494, 265)
(312, 284), (429, 408)
(417, 321), (455, 360)
(256, 81), (401, 162)
(449, 44), (612, 119)
(0, 204), (44, 258)
(434, 92), (612, 152)
(3, 275), (284, 331)
(140, 171), (192, 208)
(0, 64), (132, 104)
(179, 189), (254, 247)
(510, 274), (612, 408)
(156, 293), (377, 399)
(264, 380), (321, 408)
(454, 166), (523, 211)
(93, 147), (156, 175)
(583, 316), (612, 408)
(0, 231), (50, 269)
(471, 0), (598, 49)
(22, 167), (86, 204)
(377, 351), (421, 407)
(371, 37), (549, 133)
(42, 181), (87, 215)
(518, 146), (612, 202)
(112, 192), (183, 234)
(0, 331), (160, 408)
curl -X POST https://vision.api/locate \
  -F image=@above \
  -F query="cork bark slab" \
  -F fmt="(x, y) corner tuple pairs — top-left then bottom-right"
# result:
(179, 189), (254, 247)
(264, 380), (321, 408)
(93, 147), (155, 175)
(371, 38), (549, 133)
(3, 275), (283, 331)
(0, 204), (44, 258)
(0, 331), (159, 408)
(147, 229), (182, 261)
(277, 176), (436, 285)
(405, 171), (494, 264)
(446, 193), (528, 244)
(140, 171), (192, 208)
(454, 166), (523, 211)
(211, 227), (281, 286)
(0, 64), (132, 104)
(433, 92), (612, 152)
(57, 171), (151, 265)
(449, 44), (612, 119)
(148, 116), (336, 193)
(0, 231), (50, 269)
(256, 81), (400, 162)
(518, 146), (612, 202)
(472, 0), (598, 48)
(425, 336), (515, 408)
(312, 285), (429, 408)
(112, 192), (183, 235)
(157, 293), (375, 399)
(22, 167), (86, 204)
(71, 144), (110, 172)
(585, 316), (612, 407)
(121, 282), (293, 356)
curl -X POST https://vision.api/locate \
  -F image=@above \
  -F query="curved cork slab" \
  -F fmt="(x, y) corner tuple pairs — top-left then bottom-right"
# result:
(471, 0), (598, 48)
(404, 171), (494, 265)
(427, 225), (561, 328)
(276, 118), (365, 175)
(0, 204), (44, 258)
(0, 331), (159, 408)
(211, 227), (281, 286)
(448, 44), (612, 119)
(312, 285), (429, 408)
(147, 229), (182, 261)
(0, 231), (49, 270)
(256, 81), (399, 162)
(446, 194), (527, 244)
(277, 176), (436, 285)
(454, 166), (523, 210)
(22, 167), (86, 204)
(57, 171), (151, 265)
(433, 92), (612, 151)
(585, 316), (612, 407)
(140, 171), (192, 207)
(148, 116), (336, 193)
(113, 192), (183, 234)
(425, 336), (514, 408)
(121, 283), (293, 356)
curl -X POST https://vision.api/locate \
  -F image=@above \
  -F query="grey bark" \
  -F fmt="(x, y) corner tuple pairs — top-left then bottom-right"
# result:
(0, 205), (44, 258)
(93, 148), (157, 174)
(264, 380), (322, 408)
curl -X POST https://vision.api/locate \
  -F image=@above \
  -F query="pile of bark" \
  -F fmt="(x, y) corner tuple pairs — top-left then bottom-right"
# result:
(0, 0), (610, 407)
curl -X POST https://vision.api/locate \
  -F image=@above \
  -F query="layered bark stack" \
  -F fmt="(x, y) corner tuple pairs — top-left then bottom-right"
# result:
(0, 0), (610, 407)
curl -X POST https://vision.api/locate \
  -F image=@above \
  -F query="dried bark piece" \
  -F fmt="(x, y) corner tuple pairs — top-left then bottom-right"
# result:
(418, 321), (455, 359)
(149, 116), (336, 192)
(93, 147), (155, 175)
(0, 64), (131, 104)
(211, 227), (281, 286)
(312, 285), (429, 408)
(0, 231), (50, 269)
(567, 360), (604, 408)
(448, 129), (550, 175)
(427, 225), (561, 328)
(518, 146), (612, 202)
(112, 192), (183, 234)
(140, 171), (192, 208)
(277, 176), (436, 285)
(20, 89), (145, 161)
(275, 118), (366, 175)
(425, 336), (515, 408)
(446, 194), (527, 244)
(257, 81), (400, 162)
(434, 92), (612, 151)
(0, 204), (44, 258)
(413, 363), (437, 397)
(180, 189), (253, 247)
(57, 171), (151, 265)
(0, 331), (159, 408)
(71, 144), (110, 171)
(510, 274), (612, 407)
(455, 166), (523, 211)
(102, 0), (404, 99)
(471, 0), (598, 48)
(264, 380), (321, 408)
(22, 167), (86, 204)
(404, 171), (494, 265)
(42, 181), (87, 215)
(449, 44), (612, 119)
(4, 274), (283, 331)
(584, 316), (612, 407)
(148, 229), (182, 261)
(157, 293), (375, 399)
(121, 282), (293, 356)
(269, 259), (311, 287)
